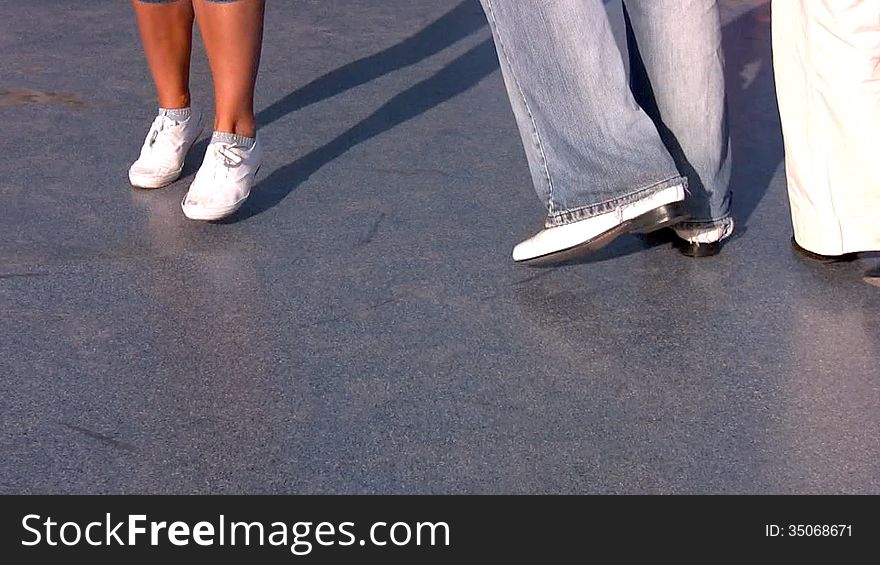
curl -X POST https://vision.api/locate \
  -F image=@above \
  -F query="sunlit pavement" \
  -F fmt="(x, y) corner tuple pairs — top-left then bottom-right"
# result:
(1, 1), (878, 494)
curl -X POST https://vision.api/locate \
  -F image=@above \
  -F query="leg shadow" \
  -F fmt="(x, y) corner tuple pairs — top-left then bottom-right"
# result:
(181, 137), (210, 178)
(184, 1), (484, 180)
(256, 0), (487, 128)
(230, 38), (499, 221)
(722, 2), (783, 229)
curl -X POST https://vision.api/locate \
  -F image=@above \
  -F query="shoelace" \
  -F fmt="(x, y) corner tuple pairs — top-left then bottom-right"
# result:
(213, 143), (245, 168)
(147, 115), (178, 150)
(187, 143), (248, 203)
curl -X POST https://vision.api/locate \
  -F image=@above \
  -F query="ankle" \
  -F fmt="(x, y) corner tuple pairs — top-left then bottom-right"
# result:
(157, 92), (191, 110)
(213, 117), (256, 138)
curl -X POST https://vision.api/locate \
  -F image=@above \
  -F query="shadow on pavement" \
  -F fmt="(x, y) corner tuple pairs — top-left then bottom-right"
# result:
(256, 0), (486, 127)
(229, 0), (494, 221)
(723, 2), (783, 230)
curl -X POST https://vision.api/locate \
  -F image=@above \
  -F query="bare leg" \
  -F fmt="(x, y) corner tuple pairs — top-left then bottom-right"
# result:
(132, 0), (195, 109)
(193, 0), (265, 137)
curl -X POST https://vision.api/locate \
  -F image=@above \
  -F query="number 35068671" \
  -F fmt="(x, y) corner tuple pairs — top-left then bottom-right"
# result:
(765, 525), (852, 536)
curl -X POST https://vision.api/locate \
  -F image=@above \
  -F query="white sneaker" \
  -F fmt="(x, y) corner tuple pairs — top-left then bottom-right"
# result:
(512, 183), (687, 264)
(129, 109), (203, 189)
(181, 135), (263, 221)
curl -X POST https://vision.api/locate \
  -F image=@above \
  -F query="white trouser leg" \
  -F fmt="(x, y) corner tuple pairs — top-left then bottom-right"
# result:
(772, 0), (880, 255)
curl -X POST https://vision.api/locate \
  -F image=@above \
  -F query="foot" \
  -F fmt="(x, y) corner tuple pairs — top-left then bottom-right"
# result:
(181, 135), (262, 221)
(672, 217), (734, 257)
(790, 236), (857, 263)
(512, 183), (687, 265)
(129, 108), (203, 189)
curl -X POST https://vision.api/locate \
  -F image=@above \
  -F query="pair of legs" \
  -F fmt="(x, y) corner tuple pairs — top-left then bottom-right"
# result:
(479, 0), (733, 262)
(134, 0), (264, 137)
(772, 0), (880, 258)
(130, 0), (265, 221)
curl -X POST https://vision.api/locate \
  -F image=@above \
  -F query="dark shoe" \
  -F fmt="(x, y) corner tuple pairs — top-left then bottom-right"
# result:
(673, 238), (723, 257)
(791, 237), (857, 263)
(671, 218), (734, 258)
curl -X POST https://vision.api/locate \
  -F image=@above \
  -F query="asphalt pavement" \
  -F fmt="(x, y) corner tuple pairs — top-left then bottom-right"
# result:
(1, 0), (878, 494)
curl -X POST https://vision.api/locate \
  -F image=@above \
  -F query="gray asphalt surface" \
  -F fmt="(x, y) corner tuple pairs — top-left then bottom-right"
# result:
(1, 0), (878, 494)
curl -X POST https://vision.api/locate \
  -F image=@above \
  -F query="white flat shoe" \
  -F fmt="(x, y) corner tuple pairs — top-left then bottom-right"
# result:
(129, 108), (203, 189)
(182, 136), (263, 221)
(513, 183), (687, 265)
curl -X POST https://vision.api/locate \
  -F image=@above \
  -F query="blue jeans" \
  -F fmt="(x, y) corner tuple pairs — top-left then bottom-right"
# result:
(479, 0), (732, 229)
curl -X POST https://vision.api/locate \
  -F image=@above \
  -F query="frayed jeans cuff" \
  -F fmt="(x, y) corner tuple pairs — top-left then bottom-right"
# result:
(544, 176), (687, 228)
(674, 215), (733, 230)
